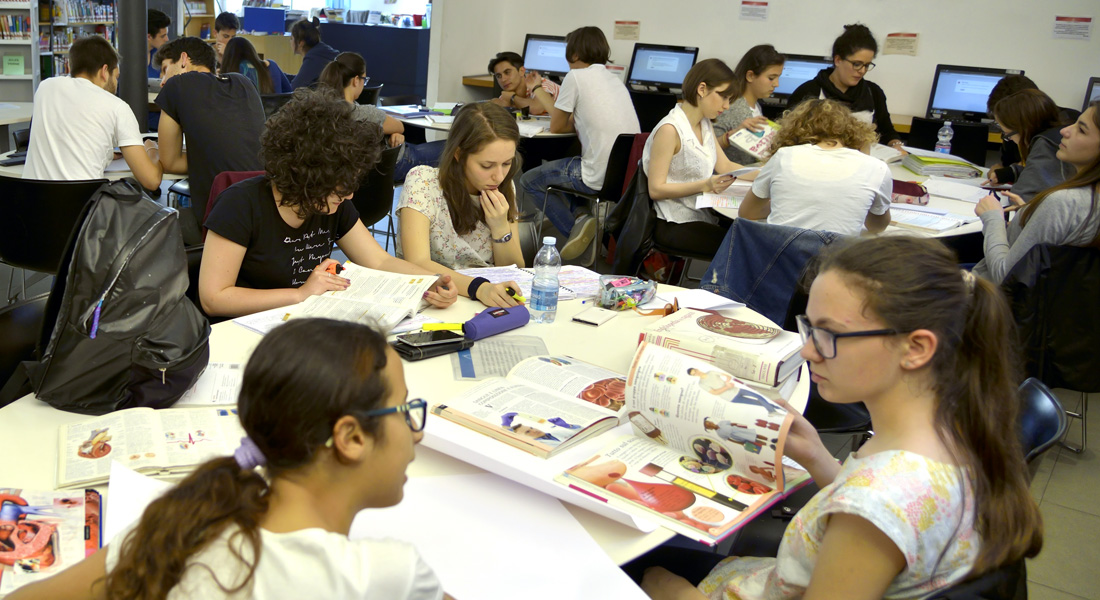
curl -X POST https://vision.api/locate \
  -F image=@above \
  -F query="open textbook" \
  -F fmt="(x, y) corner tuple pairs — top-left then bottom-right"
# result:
(556, 343), (810, 545)
(290, 262), (438, 332)
(431, 356), (629, 458)
(0, 489), (101, 595)
(56, 407), (246, 488)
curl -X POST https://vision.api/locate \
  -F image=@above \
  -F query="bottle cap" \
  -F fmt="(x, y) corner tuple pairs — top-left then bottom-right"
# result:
(944, 121), (952, 126)
(542, 236), (557, 245)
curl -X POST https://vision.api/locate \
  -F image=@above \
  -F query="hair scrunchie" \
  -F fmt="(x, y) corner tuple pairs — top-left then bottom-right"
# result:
(234, 437), (266, 470)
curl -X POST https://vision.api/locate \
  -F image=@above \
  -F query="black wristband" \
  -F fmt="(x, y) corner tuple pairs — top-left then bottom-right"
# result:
(468, 277), (490, 299)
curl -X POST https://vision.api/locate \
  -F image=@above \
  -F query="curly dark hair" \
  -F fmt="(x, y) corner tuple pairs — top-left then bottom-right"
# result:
(260, 89), (382, 218)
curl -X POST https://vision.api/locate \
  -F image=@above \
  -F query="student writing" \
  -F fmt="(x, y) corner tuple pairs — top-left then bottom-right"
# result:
(714, 45), (785, 165)
(9, 318), (452, 600)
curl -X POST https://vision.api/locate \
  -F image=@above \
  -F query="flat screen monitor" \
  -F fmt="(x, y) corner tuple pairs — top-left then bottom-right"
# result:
(1084, 77), (1100, 112)
(926, 64), (1024, 122)
(772, 54), (833, 98)
(626, 43), (699, 89)
(522, 34), (570, 79)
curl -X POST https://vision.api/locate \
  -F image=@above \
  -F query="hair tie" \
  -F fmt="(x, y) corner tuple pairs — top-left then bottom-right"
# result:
(960, 269), (977, 293)
(234, 437), (266, 470)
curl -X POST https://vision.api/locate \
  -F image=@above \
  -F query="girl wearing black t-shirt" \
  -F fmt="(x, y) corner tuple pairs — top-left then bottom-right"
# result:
(199, 90), (457, 318)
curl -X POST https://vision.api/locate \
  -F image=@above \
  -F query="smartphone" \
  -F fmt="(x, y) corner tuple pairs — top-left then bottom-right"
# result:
(395, 330), (465, 347)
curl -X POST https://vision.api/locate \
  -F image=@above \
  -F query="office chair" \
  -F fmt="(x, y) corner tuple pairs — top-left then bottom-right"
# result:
(260, 93), (295, 120)
(12, 128), (29, 152)
(906, 117), (990, 167)
(1018, 377), (1069, 479)
(0, 293), (49, 409)
(357, 83), (384, 107)
(351, 146), (401, 252)
(203, 171), (266, 243)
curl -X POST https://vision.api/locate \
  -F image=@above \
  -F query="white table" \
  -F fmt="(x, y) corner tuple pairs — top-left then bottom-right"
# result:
(0, 102), (33, 152)
(0, 150), (186, 181)
(0, 291), (808, 565)
(390, 108), (575, 139)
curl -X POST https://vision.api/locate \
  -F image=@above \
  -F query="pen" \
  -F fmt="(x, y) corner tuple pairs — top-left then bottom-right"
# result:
(505, 286), (526, 303)
(325, 263), (344, 275)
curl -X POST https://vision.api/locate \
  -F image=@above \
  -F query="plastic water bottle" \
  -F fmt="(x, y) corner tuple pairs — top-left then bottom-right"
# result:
(935, 121), (954, 154)
(530, 237), (561, 324)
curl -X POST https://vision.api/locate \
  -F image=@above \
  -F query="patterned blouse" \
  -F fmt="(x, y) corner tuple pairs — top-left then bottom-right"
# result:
(699, 450), (979, 600)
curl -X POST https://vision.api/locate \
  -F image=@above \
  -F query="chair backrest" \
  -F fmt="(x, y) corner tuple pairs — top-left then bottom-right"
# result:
(260, 93), (295, 120)
(203, 171), (266, 240)
(13, 127), (30, 152)
(622, 132), (651, 197)
(629, 89), (678, 133)
(357, 83), (384, 106)
(1017, 377), (1068, 466)
(352, 146), (401, 228)
(597, 133), (639, 203)
(907, 117), (990, 167)
(1001, 243), (1100, 393)
(381, 94), (424, 107)
(0, 175), (107, 274)
(0, 293), (49, 405)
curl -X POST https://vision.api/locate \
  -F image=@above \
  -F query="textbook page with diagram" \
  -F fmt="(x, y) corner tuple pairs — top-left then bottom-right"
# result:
(555, 343), (810, 545)
(55, 407), (246, 488)
(431, 355), (629, 458)
(0, 488), (101, 595)
(289, 262), (438, 332)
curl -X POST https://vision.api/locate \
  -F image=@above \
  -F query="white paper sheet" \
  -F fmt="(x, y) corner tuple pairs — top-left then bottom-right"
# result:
(104, 461), (174, 545)
(923, 178), (988, 203)
(232, 306), (292, 335)
(175, 363), (243, 406)
(350, 473), (647, 600)
(640, 288), (746, 312)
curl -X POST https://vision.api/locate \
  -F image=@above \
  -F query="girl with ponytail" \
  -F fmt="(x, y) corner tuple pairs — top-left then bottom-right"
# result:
(10, 319), (452, 600)
(641, 236), (1042, 600)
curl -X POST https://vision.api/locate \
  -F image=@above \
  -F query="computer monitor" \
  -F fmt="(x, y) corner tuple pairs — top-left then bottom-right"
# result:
(522, 34), (570, 79)
(626, 43), (699, 90)
(926, 64), (1024, 122)
(1084, 77), (1100, 112)
(772, 54), (833, 99)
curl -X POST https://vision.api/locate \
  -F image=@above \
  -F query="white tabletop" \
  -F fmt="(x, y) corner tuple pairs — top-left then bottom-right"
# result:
(0, 150), (186, 181)
(0, 102), (33, 126)
(391, 109), (575, 139)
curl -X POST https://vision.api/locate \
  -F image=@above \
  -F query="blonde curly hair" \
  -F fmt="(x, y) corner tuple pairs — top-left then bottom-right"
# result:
(767, 99), (878, 158)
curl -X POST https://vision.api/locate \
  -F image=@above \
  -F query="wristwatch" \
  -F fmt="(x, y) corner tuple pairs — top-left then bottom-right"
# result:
(492, 232), (513, 243)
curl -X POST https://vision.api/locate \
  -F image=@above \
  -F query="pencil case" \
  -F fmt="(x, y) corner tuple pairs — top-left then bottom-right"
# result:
(598, 275), (657, 311)
(463, 305), (530, 341)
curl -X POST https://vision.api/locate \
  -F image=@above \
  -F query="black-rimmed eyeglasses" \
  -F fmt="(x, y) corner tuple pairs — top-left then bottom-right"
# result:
(843, 59), (876, 72)
(795, 315), (899, 359)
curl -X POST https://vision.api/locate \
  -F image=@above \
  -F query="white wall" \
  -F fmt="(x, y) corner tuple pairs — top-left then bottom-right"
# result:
(430, 0), (1099, 117)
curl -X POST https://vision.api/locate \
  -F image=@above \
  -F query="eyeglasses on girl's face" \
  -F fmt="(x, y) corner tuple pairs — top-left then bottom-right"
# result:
(842, 58), (875, 72)
(795, 314), (900, 359)
(363, 398), (427, 432)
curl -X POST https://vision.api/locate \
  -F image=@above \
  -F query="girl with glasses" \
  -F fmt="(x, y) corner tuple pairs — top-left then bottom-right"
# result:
(987, 89), (1073, 202)
(787, 24), (904, 153)
(10, 318), (451, 600)
(638, 236), (1042, 600)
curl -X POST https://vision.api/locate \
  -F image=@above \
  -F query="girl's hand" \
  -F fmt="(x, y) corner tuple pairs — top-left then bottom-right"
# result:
(705, 174), (736, 194)
(480, 188), (511, 233)
(740, 115), (768, 132)
(772, 396), (829, 470)
(641, 567), (708, 600)
(1002, 190), (1025, 211)
(298, 259), (350, 301)
(986, 170), (1000, 185)
(974, 194), (1004, 217)
(476, 281), (523, 308)
(424, 275), (458, 308)
(388, 133), (405, 148)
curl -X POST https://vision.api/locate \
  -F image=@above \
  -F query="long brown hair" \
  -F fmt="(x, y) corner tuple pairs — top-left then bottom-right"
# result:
(1019, 102), (1100, 247)
(769, 98), (877, 156)
(103, 319), (392, 599)
(438, 102), (521, 235)
(730, 44), (785, 100)
(993, 88), (1065, 160)
(221, 37), (274, 94)
(818, 236), (1042, 576)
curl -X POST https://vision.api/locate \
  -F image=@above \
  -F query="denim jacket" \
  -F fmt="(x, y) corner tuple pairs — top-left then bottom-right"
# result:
(701, 219), (843, 325)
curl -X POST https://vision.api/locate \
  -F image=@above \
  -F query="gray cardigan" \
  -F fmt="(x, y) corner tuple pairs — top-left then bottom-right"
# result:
(973, 186), (1099, 283)
(1009, 128), (1074, 202)
(713, 97), (761, 165)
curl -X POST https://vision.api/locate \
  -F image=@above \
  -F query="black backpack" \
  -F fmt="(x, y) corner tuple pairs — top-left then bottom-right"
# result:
(16, 180), (210, 415)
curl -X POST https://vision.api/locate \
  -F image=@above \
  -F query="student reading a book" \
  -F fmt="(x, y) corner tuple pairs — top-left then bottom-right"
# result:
(636, 236), (1042, 600)
(290, 18), (340, 90)
(199, 90), (458, 318)
(396, 102), (527, 308)
(787, 24), (904, 152)
(973, 102), (1100, 284)
(8, 319), (452, 600)
(714, 45), (785, 165)
(738, 99), (892, 236)
(989, 89), (1073, 202)
(985, 76), (1081, 188)
(487, 51), (560, 116)
(220, 37), (292, 94)
(318, 52), (445, 181)
(642, 59), (746, 257)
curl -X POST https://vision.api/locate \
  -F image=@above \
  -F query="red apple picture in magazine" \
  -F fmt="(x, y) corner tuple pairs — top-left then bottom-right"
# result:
(577, 377), (626, 411)
(696, 314), (779, 343)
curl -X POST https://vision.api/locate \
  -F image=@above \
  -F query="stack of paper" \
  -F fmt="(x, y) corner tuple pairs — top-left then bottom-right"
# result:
(517, 121), (547, 138)
(901, 146), (982, 178)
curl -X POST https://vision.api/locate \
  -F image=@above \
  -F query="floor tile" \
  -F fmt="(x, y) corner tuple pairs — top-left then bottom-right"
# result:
(1027, 503), (1100, 599)
(1044, 431), (1100, 517)
(1029, 451), (1056, 503)
(1028, 582), (1089, 600)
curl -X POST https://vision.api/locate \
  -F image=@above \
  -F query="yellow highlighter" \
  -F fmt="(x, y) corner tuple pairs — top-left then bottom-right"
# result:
(422, 323), (465, 331)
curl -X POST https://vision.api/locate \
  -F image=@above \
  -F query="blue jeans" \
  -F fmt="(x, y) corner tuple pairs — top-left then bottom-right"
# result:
(394, 140), (447, 182)
(519, 156), (598, 236)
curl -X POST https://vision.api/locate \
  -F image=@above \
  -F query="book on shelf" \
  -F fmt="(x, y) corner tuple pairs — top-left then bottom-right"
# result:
(901, 146), (982, 178)
(0, 488), (101, 595)
(640, 308), (805, 387)
(286, 262), (438, 332)
(56, 407), (246, 488)
(728, 119), (779, 160)
(431, 355), (629, 458)
(555, 343), (810, 545)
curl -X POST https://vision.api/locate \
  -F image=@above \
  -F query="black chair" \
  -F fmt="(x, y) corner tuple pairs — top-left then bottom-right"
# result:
(0, 175), (105, 302)
(629, 89), (678, 133)
(1018, 377), (1068, 479)
(535, 133), (636, 266)
(1002, 244), (1100, 453)
(260, 93), (295, 120)
(357, 83), (383, 106)
(0, 293), (48, 409)
(13, 127), (29, 152)
(351, 146), (401, 252)
(906, 117), (990, 167)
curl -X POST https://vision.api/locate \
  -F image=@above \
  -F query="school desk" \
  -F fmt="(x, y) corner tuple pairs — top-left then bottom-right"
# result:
(0, 150), (186, 181)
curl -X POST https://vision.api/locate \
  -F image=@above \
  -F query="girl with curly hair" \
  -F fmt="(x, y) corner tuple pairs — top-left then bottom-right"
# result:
(198, 90), (457, 318)
(9, 318), (454, 600)
(738, 98), (893, 236)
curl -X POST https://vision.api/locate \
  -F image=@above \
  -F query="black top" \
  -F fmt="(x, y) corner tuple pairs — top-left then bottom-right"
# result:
(290, 42), (340, 90)
(204, 175), (360, 289)
(787, 68), (900, 145)
(157, 71), (266, 219)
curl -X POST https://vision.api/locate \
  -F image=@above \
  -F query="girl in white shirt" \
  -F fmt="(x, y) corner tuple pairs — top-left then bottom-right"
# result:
(10, 319), (452, 600)
(642, 58), (745, 256)
(739, 98), (893, 236)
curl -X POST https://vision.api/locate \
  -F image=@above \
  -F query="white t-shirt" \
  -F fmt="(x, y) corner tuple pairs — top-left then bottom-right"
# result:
(751, 144), (892, 236)
(24, 76), (144, 181)
(555, 64), (640, 191)
(641, 105), (719, 225)
(106, 525), (443, 600)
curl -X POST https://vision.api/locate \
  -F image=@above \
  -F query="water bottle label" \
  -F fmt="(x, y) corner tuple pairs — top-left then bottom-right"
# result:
(531, 286), (558, 312)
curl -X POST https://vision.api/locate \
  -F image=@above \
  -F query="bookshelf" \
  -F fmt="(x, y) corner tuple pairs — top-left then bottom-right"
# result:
(38, 0), (116, 80)
(0, 0), (40, 101)
(181, 0), (215, 40)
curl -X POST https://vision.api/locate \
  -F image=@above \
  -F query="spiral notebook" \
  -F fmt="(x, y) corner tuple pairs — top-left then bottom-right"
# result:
(457, 265), (604, 301)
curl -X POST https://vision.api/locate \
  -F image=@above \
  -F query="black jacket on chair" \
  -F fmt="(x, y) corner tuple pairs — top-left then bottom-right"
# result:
(607, 166), (656, 276)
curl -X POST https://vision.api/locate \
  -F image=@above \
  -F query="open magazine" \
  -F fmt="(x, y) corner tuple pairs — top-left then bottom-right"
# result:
(290, 262), (438, 332)
(431, 356), (629, 458)
(0, 489), (101, 595)
(56, 407), (246, 488)
(556, 343), (810, 545)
